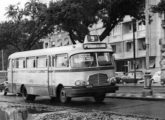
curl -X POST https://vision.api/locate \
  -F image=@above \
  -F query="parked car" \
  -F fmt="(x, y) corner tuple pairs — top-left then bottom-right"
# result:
(115, 72), (124, 83)
(138, 71), (161, 85)
(121, 71), (144, 84)
(0, 81), (8, 92)
(151, 71), (161, 84)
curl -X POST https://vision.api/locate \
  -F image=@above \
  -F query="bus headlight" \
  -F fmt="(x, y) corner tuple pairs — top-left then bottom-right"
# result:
(107, 77), (116, 85)
(75, 80), (89, 86)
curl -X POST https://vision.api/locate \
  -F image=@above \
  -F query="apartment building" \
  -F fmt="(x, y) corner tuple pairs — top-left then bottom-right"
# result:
(90, 0), (162, 74)
(41, 31), (72, 48)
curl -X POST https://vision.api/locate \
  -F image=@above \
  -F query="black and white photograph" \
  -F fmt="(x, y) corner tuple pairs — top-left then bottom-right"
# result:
(0, 0), (165, 119)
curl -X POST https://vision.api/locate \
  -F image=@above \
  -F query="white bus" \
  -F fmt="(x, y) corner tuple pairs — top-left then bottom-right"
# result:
(5, 35), (118, 103)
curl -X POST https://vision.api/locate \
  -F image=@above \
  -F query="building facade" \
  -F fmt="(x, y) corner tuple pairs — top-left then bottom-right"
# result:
(90, 0), (162, 74)
(40, 0), (164, 74)
(41, 31), (72, 49)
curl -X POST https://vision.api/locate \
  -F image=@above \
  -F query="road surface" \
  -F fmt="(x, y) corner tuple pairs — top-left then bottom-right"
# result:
(0, 92), (165, 119)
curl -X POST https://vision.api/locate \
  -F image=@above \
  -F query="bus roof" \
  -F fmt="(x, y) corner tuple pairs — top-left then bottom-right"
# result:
(9, 43), (113, 59)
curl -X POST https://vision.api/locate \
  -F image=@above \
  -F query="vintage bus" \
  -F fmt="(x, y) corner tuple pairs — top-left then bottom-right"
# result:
(5, 35), (118, 103)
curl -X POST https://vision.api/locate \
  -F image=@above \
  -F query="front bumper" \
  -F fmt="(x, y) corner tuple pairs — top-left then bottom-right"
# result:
(65, 85), (118, 97)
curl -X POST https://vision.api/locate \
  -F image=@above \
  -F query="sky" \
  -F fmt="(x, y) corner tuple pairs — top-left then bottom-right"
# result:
(0, 0), (29, 22)
(0, 0), (50, 22)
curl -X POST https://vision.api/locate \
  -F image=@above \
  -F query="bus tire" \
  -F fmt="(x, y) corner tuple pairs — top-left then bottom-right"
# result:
(59, 87), (71, 103)
(21, 86), (35, 102)
(94, 94), (105, 103)
(3, 88), (8, 96)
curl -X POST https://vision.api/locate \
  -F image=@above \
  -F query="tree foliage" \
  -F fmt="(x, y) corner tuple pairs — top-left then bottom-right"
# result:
(0, 0), (53, 51)
(151, 0), (165, 14)
(0, 0), (145, 51)
(46, 0), (145, 43)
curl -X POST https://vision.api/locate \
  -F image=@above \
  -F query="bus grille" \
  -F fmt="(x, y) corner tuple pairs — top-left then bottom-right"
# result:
(88, 73), (108, 86)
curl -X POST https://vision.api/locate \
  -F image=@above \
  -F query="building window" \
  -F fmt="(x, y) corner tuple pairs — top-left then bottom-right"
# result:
(45, 42), (49, 48)
(112, 24), (121, 36)
(111, 45), (116, 53)
(123, 22), (133, 34)
(130, 60), (134, 69)
(111, 42), (122, 53)
(137, 22), (145, 31)
(57, 39), (62, 47)
(63, 38), (70, 46)
(51, 41), (55, 47)
(149, 58), (155, 68)
(138, 38), (146, 50)
(126, 41), (133, 52)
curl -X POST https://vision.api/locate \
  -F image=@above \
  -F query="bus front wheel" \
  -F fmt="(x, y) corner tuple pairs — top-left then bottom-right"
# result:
(21, 86), (35, 102)
(94, 94), (105, 103)
(59, 87), (71, 103)
(3, 88), (8, 96)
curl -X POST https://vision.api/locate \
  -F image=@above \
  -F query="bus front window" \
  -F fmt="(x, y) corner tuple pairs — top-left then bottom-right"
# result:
(97, 52), (112, 66)
(70, 53), (96, 68)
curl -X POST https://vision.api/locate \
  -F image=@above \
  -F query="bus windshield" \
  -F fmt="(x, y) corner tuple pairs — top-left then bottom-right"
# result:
(70, 52), (113, 68)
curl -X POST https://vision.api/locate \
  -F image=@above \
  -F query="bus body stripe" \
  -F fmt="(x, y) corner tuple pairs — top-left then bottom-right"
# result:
(54, 66), (114, 72)
(11, 66), (114, 73)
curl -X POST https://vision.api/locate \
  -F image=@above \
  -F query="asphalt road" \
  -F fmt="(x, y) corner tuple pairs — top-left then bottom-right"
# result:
(0, 92), (165, 119)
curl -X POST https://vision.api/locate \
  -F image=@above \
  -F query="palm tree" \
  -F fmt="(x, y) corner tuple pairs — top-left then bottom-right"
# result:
(25, 0), (47, 20)
(5, 4), (18, 20)
(5, 3), (24, 21)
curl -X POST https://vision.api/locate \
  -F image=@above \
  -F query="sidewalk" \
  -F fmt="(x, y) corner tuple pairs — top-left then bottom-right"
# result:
(106, 84), (165, 100)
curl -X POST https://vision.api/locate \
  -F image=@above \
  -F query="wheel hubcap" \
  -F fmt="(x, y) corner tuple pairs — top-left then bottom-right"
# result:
(60, 89), (66, 102)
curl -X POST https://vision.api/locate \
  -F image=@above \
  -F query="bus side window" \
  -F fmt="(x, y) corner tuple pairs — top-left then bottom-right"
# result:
(8, 59), (12, 69)
(19, 58), (26, 68)
(52, 56), (56, 67)
(15, 59), (19, 68)
(12, 59), (15, 68)
(55, 54), (68, 68)
(27, 57), (36, 68)
(37, 56), (47, 68)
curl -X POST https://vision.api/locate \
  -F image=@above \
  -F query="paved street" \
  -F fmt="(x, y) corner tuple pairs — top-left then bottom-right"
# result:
(0, 92), (165, 119)
(107, 84), (165, 100)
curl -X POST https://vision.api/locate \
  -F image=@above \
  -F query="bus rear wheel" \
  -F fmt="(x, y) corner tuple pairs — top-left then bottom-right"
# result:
(21, 86), (35, 102)
(94, 94), (105, 103)
(59, 87), (71, 103)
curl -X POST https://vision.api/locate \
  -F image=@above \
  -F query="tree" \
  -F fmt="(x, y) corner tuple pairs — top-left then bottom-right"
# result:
(0, 0), (53, 51)
(46, 0), (145, 44)
(151, 0), (165, 14)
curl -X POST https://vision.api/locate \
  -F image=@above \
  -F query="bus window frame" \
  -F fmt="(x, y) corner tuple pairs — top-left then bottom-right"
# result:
(27, 57), (36, 68)
(8, 59), (12, 69)
(70, 52), (114, 68)
(55, 53), (69, 68)
(70, 52), (97, 68)
(97, 52), (113, 66)
(17, 58), (26, 69)
(36, 56), (48, 68)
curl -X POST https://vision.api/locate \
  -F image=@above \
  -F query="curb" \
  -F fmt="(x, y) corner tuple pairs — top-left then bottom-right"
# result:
(106, 93), (165, 100)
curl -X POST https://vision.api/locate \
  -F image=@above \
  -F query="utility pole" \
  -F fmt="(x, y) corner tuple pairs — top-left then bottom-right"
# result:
(132, 19), (137, 83)
(145, 0), (150, 70)
(1, 49), (4, 70)
(143, 0), (152, 95)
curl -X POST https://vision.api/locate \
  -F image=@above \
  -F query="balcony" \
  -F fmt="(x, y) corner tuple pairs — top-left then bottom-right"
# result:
(137, 50), (146, 57)
(123, 32), (137, 41)
(137, 30), (146, 39)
